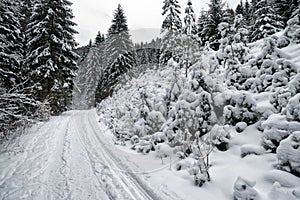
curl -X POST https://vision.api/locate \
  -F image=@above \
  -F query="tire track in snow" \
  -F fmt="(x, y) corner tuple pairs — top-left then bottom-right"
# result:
(72, 112), (129, 200)
(84, 110), (163, 200)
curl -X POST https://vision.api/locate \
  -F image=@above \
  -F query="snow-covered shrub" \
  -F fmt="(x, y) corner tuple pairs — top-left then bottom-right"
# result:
(175, 157), (195, 171)
(209, 125), (230, 151)
(286, 94), (300, 122)
(262, 114), (291, 152)
(233, 177), (259, 200)
(224, 92), (258, 126)
(131, 139), (154, 154)
(277, 131), (300, 177)
(240, 144), (266, 158)
(285, 8), (300, 43)
(155, 143), (173, 164)
(289, 73), (300, 96)
(0, 92), (49, 141)
(270, 88), (292, 113)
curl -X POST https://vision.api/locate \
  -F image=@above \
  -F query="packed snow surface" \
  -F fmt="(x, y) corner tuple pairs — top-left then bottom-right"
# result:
(0, 110), (179, 200)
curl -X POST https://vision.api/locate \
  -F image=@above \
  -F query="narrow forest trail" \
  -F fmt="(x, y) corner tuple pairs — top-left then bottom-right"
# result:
(0, 110), (173, 200)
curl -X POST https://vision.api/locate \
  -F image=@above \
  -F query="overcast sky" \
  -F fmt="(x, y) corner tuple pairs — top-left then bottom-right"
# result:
(72, 0), (239, 46)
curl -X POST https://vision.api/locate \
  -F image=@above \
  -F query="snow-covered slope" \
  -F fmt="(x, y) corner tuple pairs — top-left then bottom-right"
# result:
(130, 28), (160, 43)
(96, 32), (300, 199)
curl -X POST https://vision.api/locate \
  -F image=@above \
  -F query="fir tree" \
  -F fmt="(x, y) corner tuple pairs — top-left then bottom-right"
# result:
(97, 4), (135, 102)
(202, 0), (224, 50)
(95, 31), (105, 45)
(183, 0), (197, 36)
(250, 0), (284, 42)
(273, 0), (298, 26)
(0, 0), (23, 90)
(235, 0), (244, 15)
(26, 0), (78, 114)
(197, 9), (207, 45)
(182, 0), (199, 76)
(160, 0), (182, 64)
(244, 0), (251, 26)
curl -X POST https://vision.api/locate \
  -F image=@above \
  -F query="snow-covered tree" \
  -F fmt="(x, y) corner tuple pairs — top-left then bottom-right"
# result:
(284, 3), (300, 43)
(95, 31), (105, 45)
(250, 0), (284, 42)
(96, 4), (135, 102)
(197, 9), (207, 45)
(183, 0), (197, 36)
(0, 0), (23, 90)
(25, 0), (78, 114)
(73, 46), (104, 109)
(181, 0), (199, 76)
(160, 0), (182, 64)
(235, 0), (244, 15)
(202, 0), (224, 50)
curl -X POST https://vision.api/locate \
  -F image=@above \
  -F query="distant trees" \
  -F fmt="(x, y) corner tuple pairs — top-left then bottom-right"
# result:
(201, 0), (224, 50)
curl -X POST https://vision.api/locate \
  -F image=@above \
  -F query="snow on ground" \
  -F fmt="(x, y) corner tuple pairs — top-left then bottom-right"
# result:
(98, 116), (300, 200)
(0, 110), (179, 200)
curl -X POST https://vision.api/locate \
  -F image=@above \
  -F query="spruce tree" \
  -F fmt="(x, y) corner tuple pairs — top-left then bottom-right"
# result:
(95, 31), (105, 45)
(160, 0), (182, 64)
(197, 9), (207, 45)
(273, 0), (298, 26)
(235, 0), (244, 15)
(182, 0), (198, 75)
(0, 0), (23, 90)
(244, 0), (251, 26)
(250, 0), (284, 42)
(97, 4), (135, 102)
(26, 0), (78, 114)
(202, 0), (224, 50)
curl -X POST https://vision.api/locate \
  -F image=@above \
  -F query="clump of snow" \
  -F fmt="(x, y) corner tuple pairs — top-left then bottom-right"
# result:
(236, 122), (247, 133)
(277, 131), (300, 177)
(233, 177), (259, 200)
(269, 182), (300, 200)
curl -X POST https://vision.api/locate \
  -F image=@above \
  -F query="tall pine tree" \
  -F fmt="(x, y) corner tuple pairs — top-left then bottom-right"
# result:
(250, 0), (284, 42)
(0, 0), (23, 90)
(202, 0), (224, 50)
(96, 4), (135, 102)
(26, 0), (78, 114)
(182, 0), (199, 75)
(160, 0), (182, 64)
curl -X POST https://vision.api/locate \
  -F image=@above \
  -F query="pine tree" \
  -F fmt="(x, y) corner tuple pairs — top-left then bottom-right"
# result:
(235, 0), (244, 15)
(244, 0), (251, 26)
(197, 9), (207, 45)
(183, 0), (197, 36)
(182, 0), (199, 75)
(223, 4), (235, 25)
(97, 4), (135, 102)
(0, 0), (23, 90)
(160, 0), (182, 64)
(202, 0), (224, 50)
(73, 46), (103, 109)
(95, 31), (105, 45)
(26, 0), (78, 114)
(273, 0), (298, 26)
(250, 0), (284, 42)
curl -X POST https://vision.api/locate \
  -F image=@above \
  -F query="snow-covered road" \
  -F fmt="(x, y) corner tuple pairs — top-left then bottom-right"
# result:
(0, 110), (165, 200)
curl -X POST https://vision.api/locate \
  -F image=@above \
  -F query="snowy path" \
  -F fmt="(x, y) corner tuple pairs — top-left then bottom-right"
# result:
(0, 110), (164, 200)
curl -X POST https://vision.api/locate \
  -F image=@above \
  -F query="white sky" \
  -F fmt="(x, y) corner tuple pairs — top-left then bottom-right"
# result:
(72, 0), (240, 46)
